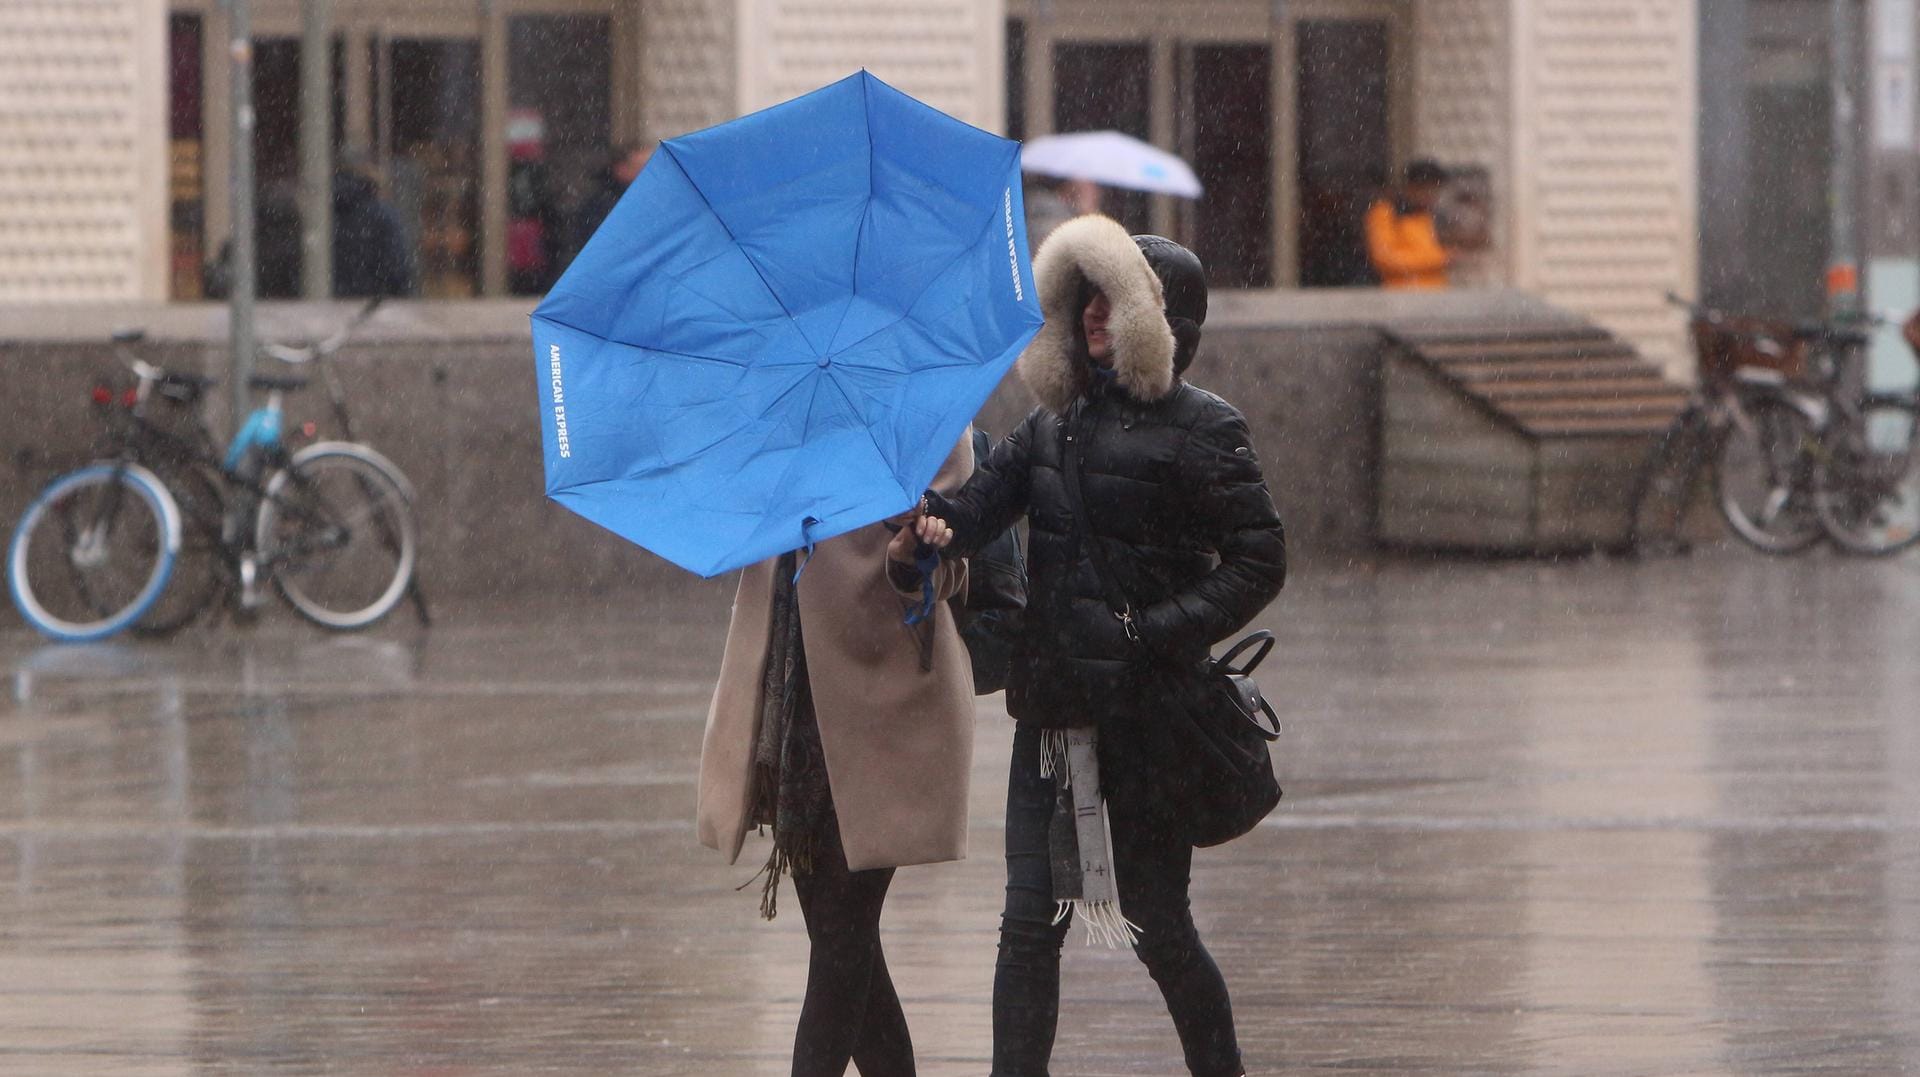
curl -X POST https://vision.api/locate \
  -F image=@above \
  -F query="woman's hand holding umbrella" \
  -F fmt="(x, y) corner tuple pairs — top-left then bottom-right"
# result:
(887, 511), (954, 565)
(887, 510), (954, 627)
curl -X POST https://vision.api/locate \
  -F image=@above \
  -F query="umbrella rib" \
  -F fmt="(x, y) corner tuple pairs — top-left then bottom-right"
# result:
(555, 476), (764, 516)
(832, 356), (980, 375)
(825, 367), (912, 499)
(819, 195), (1010, 363)
(659, 142), (816, 357)
(535, 311), (751, 369)
(740, 376), (861, 560)
(819, 76), (877, 359)
(754, 364), (818, 421)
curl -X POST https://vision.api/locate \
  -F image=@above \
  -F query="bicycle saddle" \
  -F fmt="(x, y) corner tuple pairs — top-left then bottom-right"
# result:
(248, 373), (309, 392)
(111, 328), (146, 344)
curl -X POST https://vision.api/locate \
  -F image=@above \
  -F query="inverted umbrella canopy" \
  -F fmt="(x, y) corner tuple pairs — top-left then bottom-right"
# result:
(533, 71), (1043, 578)
(1020, 131), (1204, 198)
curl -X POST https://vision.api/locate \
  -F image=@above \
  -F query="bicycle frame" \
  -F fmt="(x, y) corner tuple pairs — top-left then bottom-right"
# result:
(90, 358), (328, 605)
(223, 398), (285, 473)
(260, 297), (384, 442)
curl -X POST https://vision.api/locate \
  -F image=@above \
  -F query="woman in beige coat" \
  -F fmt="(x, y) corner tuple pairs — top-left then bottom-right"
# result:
(696, 436), (974, 1077)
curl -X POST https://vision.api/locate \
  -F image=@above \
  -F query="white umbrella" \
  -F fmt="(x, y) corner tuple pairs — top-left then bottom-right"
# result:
(1020, 131), (1204, 199)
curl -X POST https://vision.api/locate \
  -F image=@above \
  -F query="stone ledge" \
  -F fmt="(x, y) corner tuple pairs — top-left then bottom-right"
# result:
(0, 288), (1569, 344)
(1, 289), (1566, 605)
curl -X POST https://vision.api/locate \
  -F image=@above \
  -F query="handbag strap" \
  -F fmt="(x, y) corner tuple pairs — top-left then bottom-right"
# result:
(1060, 408), (1144, 646)
(1213, 630), (1275, 677)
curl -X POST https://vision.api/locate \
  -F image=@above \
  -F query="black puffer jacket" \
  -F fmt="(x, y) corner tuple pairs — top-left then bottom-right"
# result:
(928, 216), (1286, 728)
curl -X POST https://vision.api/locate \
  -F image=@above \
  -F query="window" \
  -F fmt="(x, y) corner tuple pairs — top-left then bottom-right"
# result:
(169, 14), (204, 299)
(1186, 44), (1273, 288)
(387, 39), (482, 297)
(170, 3), (632, 301)
(1296, 20), (1391, 287)
(1053, 42), (1152, 234)
(505, 14), (613, 294)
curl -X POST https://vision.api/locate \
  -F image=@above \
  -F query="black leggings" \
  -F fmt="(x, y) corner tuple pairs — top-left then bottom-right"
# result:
(791, 813), (915, 1077)
(991, 723), (1244, 1077)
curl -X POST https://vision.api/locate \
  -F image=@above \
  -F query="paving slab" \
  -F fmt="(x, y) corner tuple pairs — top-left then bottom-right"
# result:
(3, 554), (1920, 1075)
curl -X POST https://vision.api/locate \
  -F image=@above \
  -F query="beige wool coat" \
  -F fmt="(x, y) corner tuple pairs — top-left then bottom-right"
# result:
(696, 436), (977, 873)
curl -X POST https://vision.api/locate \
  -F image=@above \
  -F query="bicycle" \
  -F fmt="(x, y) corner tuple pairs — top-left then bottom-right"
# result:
(1629, 295), (1830, 556)
(253, 300), (431, 624)
(7, 304), (419, 641)
(1804, 311), (1920, 556)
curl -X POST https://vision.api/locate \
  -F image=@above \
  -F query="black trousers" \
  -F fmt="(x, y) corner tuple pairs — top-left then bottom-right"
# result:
(991, 723), (1244, 1077)
(791, 811), (915, 1077)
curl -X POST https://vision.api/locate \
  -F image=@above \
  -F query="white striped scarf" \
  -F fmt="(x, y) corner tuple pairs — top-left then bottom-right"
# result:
(1040, 727), (1141, 948)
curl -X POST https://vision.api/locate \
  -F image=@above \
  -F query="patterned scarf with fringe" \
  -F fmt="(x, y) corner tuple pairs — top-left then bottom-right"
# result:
(744, 551), (833, 920)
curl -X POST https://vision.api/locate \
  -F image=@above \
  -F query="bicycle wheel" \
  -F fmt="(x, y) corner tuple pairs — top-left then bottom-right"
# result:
(1715, 392), (1824, 555)
(6, 463), (180, 642)
(1814, 399), (1920, 556)
(255, 442), (417, 630)
(133, 463), (226, 636)
(1627, 402), (1712, 555)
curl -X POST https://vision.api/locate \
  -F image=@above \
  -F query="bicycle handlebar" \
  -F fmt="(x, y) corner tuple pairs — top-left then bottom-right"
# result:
(109, 297), (385, 386)
(259, 297), (385, 365)
(1666, 291), (1893, 337)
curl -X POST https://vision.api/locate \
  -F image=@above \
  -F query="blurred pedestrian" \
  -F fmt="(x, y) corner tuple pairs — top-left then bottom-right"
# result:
(1365, 158), (1451, 289)
(562, 142), (652, 269)
(921, 217), (1286, 1077)
(506, 113), (563, 295)
(1022, 174), (1101, 249)
(332, 154), (415, 298)
(696, 440), (975, 1077)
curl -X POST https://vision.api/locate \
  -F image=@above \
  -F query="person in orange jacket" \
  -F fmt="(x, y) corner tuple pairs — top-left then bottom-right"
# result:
(1365, 158), (1451, 289)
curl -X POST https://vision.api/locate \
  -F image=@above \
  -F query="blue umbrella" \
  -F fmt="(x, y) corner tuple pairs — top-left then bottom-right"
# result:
(533, 71), (1043, 578)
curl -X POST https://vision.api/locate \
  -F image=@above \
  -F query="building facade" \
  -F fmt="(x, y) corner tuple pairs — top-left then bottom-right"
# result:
(0, 0), (1004, 306)
(0, 1), (172, 304)
(2, 0), (1841, 380)
(1005, 0), (1699, 370)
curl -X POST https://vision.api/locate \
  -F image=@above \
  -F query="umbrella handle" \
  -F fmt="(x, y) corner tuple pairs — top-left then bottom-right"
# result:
(902, 542), (941, 626)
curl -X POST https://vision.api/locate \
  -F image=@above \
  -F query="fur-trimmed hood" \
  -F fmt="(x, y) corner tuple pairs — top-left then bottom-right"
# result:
(1016, 214), (1176, 415)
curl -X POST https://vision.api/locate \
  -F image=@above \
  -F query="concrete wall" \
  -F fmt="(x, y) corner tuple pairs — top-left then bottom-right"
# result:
(737, 0), (1005, 131)
(1414, 0), (1512, 289)
(0, 0), (169, 303)
(1510, 0), (1699, 377)
(641, 0), (738, 139)
(0, 290), (1570, 624)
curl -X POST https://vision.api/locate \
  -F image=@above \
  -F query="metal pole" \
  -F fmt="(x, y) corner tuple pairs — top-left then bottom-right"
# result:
(480, 0), (509, 296)
(226, 0), (257, 435)
(1832, 0), (1864, 313)
(299, 0), (332, 299)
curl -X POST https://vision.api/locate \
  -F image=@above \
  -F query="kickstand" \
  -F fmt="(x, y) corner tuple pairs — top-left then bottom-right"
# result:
(407, 579), (433, 628)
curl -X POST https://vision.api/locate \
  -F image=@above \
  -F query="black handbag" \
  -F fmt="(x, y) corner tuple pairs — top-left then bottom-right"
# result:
(1060, 416), (1282, 847)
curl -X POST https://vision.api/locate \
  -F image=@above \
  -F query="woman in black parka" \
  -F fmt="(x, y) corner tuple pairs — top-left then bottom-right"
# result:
(921, 214), (1285, 1077)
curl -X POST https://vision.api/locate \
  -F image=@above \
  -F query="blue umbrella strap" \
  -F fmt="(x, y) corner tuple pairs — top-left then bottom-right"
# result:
(903, 543), (941, 626)
(792, 517), (822, 585)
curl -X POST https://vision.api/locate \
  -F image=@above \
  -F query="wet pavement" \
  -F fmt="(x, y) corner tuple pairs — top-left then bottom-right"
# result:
(4, 553), (1920, 1075)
